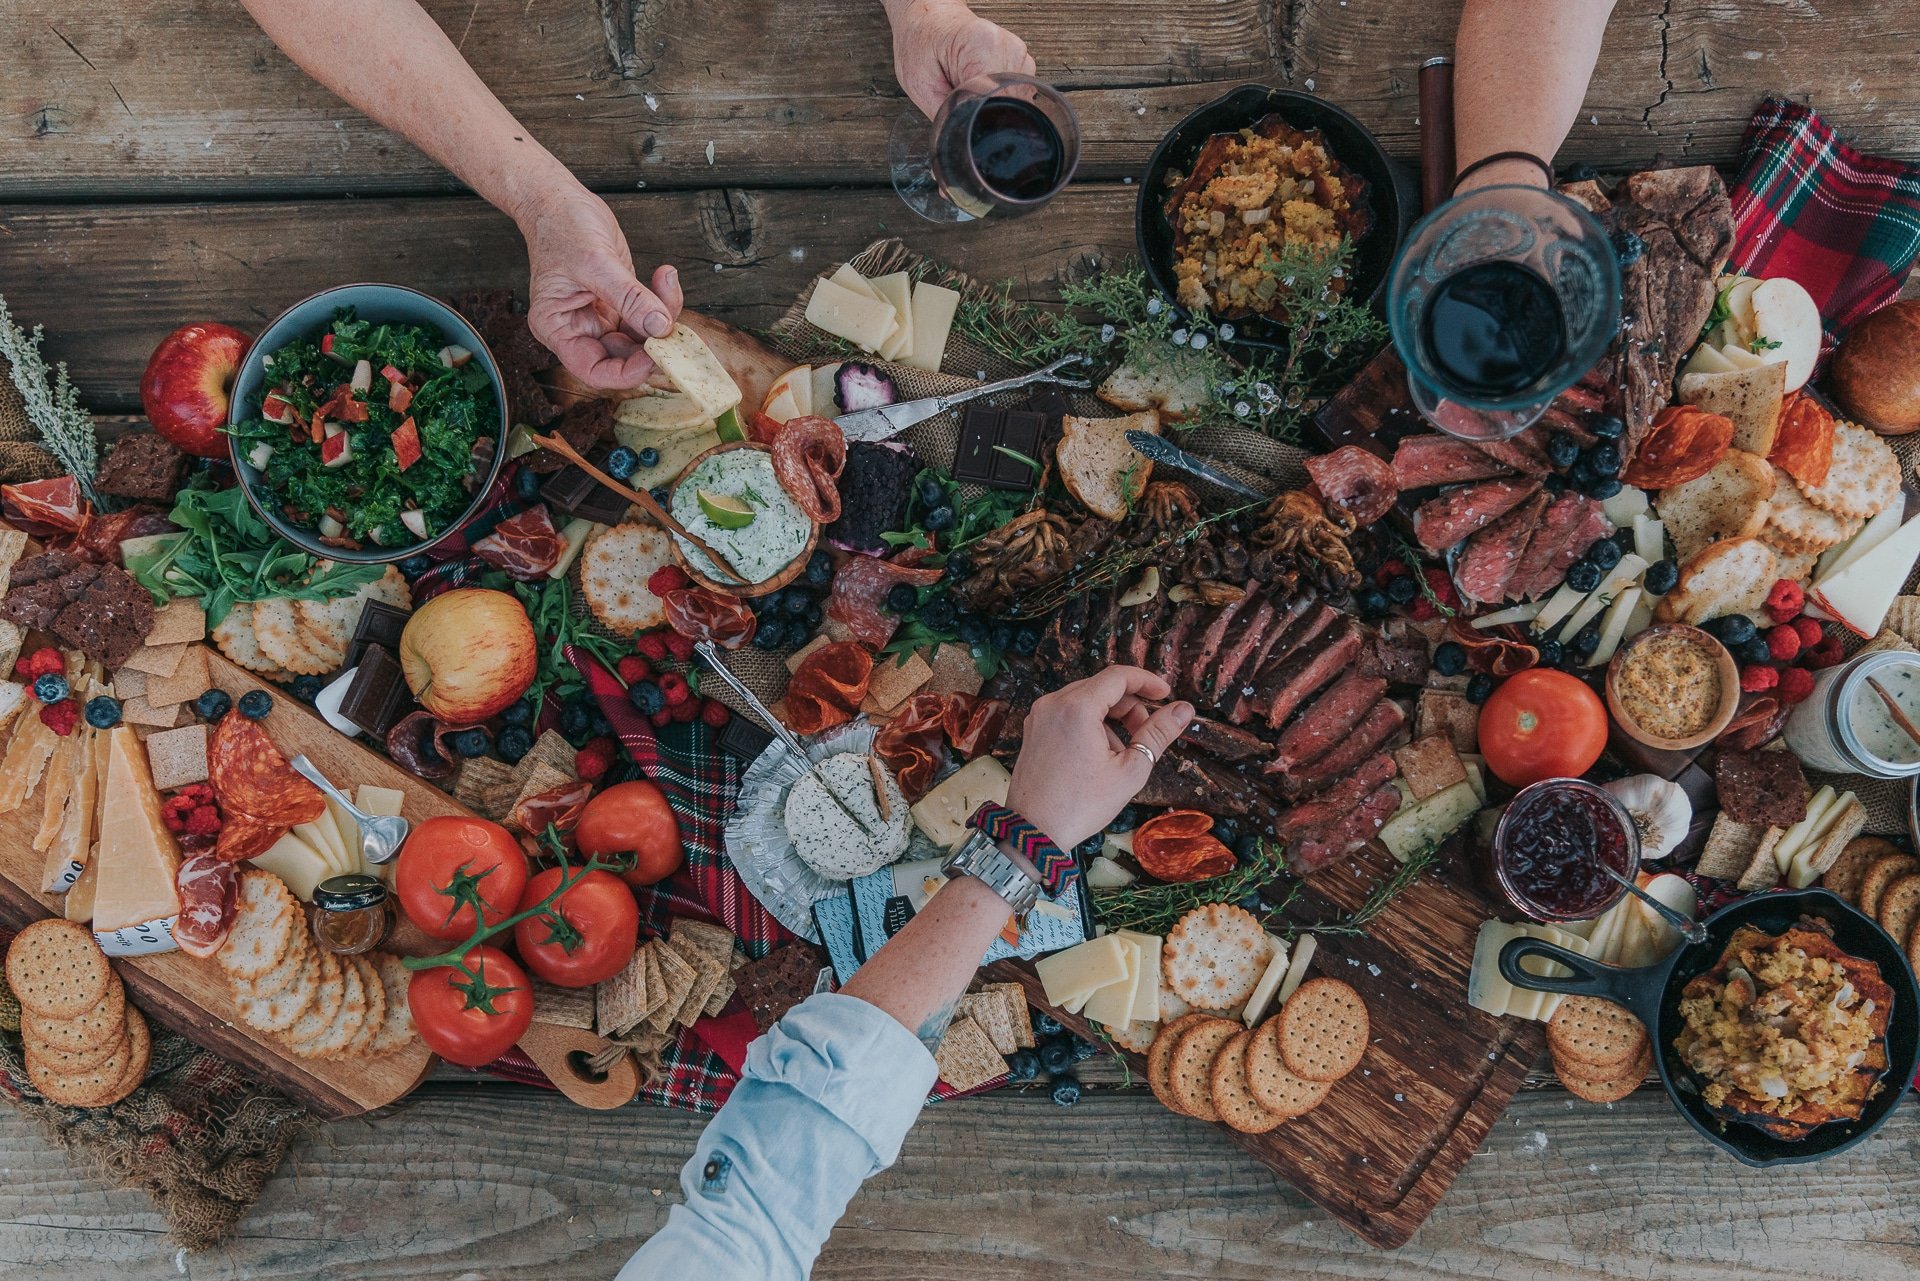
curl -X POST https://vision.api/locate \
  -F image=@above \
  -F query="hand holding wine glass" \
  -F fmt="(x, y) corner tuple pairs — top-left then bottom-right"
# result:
(886, 0), (1035, 119)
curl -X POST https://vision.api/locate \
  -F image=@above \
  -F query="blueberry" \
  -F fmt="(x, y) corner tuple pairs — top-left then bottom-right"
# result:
(589, 707), (613, 738)
(1546, 432), (1581, 469)
(399, 554), (432, 578)
(916, 476), (946, 509)
(627, 680), (666, 716)
(1234, 833), (1263, 863)
(514, 466), (542, 502)
(1612, 229), (1645, 267)
(1012, 625), (1041, 656)
(1108, 805), (1141, 832)
(637, 447), (661, 469)
(1588, 538), (1622, 571)
(1212, 819), (1242, 849)
(886, 584), (918, 613)
(1006, 1049), (1040, 1082)
(805, 550), (834, 588)
(1560, 161), (1600, 183)
(238, 690), (273, 720)
(1544, 472), (1569, 495)
(1038, 1036), (1075, 1075)
(604, 447), (639, 481)
(957, 614), (988, 645)
(753, 618), (787, 650)
(1711, 615), (1758, 647)
(559, 702), (592, 740)
(1737, 637), (1772, 666)
(1586, 478), (1623, 501)
(1073, 834), (1104, 859)
(1571, 623), (1603, 658)
(990, 622), (1013, 651)
(1049, 1075), (1083, 1107)
(450, 728), (491, 758)
(1385, 574), (1418, 606)
(1565, 559), (1603, 593)
(1590, 414), (1625, 440)
(1033, 1012), (1064, 1038)
(920, 596), (957, 631)
(1568, 459), (1598, 490)
(1644, 558), (1679, 595)
(83, 695), (121, 729)
(803, 600), (823, 627)
(501, 698), (536, 727)
(782, 590), (811, 618)
(1586, 443), (1622, 478)
(1537, 638), (1564, 667)
(290, 674), (324, 703)
(923, 505), (956, 532)
(1432, 641), (1467, 676)
(194, 689), (232, 721)
(1069, 1036), (1098, 1062)
(944, 552), (973, 582)
(649, 486), (671, 506)
(497, 725), (534, 763)
(1355, 587), (1390, 618)
(31, 673), (68, 704)
(1466, 672), (1495, 704)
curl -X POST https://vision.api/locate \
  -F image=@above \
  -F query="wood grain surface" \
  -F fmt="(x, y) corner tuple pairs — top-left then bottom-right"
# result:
(0, 650), (445, 1118)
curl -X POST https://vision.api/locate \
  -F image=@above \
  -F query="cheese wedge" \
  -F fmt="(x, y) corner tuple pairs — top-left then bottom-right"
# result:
(869, 272), (916, 362)
(250, 831), (333, 902)
(1035, 935), (1130, 1009)
(1276, 933), (1317, 1006)
(1772, 785), (1838, 874)
(810, 363), (843, 416)
(906, 282), (961, 372)
(1809, 511), (1920, 637)
(44, 723), (100, 894)
(641, 324), (743, 418)
(763, 365), (813, 419)
(1082, 936), (1141, 1029)
(1467, 921), (1520, 1016)
(92, 727), (183, 932)
(355, 785), (404, 817)
(804, 278), (899, 354)
(548, 517), (598, 581)
(1241, 935), (1293, 1026)
(1817, 495), (1905, 581)
(65, 856), (98, 923)
(908, 756), (1011, 850)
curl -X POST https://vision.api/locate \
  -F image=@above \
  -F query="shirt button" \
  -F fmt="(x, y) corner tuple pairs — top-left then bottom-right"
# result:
(700, 1153), (732, 1195)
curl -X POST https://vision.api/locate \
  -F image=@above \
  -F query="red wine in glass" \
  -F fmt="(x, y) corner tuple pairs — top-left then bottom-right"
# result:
(1419, 260), (1568, 399)
(890, 73), (1080, 223)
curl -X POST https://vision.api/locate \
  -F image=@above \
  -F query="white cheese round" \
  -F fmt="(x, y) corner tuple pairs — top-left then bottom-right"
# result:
(670, 450), (812, 585)
(784, 752), (910, 880)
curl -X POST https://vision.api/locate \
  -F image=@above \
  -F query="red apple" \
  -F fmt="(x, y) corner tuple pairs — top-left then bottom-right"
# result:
(140, 322), (252, 458)
(398, 588), (538, 722)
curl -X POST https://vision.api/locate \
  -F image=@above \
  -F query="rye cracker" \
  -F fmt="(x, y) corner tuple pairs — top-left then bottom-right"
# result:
(596, 947), (654, 1038)
(645, 942), (698, 1034)
(143, 645), (213, 709)
(454, 757), (519, 817)
(1824, 836), (1900, 903)
(933, 1015), (1007, 1093)
(1876, 874), (1920, 950)
(119, 640), (191, 679)
(982, 981), (1034, 1048)
(21, 973), (124, 1053)
(217, 873), (301, 983)
(1558, 1040), (1652, 1105)
(6, 919), (111, 1019)
(1794, 421), (1900, 520)
(957, 992), (1018, 1057)
(1163, 903), (1266, 1011)
(1546, 996), (1647, 1072)
(143, 723), (211, 792)
(366, 952), (419, 1056)
(1246, 1018), (1335, 1117)
(119, 695), (184, 729)
(1276, 978), (1369, 1082)
(1858, 853), (1918, 918)
(1166, 1017), (1240, 1121)
(146, 599), (208, 646)
(1696, 812), (1768, 882)
(1207, 1028), (1288, 1134)
(1147, 1012), (1215, 1115)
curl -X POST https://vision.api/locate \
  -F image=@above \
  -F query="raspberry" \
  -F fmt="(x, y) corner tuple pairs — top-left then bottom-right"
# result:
(180, 782), (216, 805)
(657, 671), (692, 707)
(664, 632), (696, 662)
(1763, 578), (1805, 623)
(1791, 616), (1824, 649)
(649, 708), (675, 728)
(700, 698), (730, 728)
(1423, 567), (1462, 610)
(575, 737), (617, 782)
(670, 696), (701, 722)
(36, 700), (77, 736)
(1407, 597), (1437, 622)
(162, 806), (187, 834)
(635, 631), (670, 662)
(1373, 558), (1409, 587)
(184, 805), (223, 837)
(616, 655), (653, 685)
(1805, 636), (1847, 669)
(1739, 664), (1780, 693)
(18, 646), (62, 681)
(1778, 666), (1816, 705)
(1765, 625), (1802, 662)
(646, 565), (690, 597)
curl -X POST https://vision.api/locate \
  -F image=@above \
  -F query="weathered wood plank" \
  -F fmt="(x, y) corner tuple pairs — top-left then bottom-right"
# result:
(0, 1082), (1915, 1278)
(0, 189), (1138, 411)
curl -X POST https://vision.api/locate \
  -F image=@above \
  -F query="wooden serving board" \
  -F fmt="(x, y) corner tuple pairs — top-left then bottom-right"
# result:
(0, 649), (473, 1118)
(989, 839), (1544, 1249)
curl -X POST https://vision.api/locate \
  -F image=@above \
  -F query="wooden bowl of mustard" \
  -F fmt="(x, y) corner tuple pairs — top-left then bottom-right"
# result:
(1605, 623), (1741, 752)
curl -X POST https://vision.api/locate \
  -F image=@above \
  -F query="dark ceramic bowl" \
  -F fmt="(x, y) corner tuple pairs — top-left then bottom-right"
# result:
(1135, 84), (1415, 351)
(227, 284), (509, 564)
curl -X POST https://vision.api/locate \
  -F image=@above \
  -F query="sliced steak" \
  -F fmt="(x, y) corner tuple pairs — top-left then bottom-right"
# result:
(1180, 716), (1271, 764)
(1281, 698), (1409, 797)
(1537, 405), (1596, 446)
(1525, 499), (1613, 600)
(1506, 492), (1586, 601)
(1390, 434), (1518, 490)
(1358, 619), (1432, 687)
(1274, 753), (1399, 838)
(1153, 602), (1201, 689)
(1287, 784), (1405, 876)
(1260, 618), (1364, 729)
(1231, 602), (1338, 723)
(1183, 595), (1249, 700)
(1411, 478), (1542, 555)
(1269, 671), (1387, 775)
(1208, 598), (1276, 705)
(1123, 596), (1166, 670)
(1455, 490), (1549, 604)
(1469, 432), (1550, 476)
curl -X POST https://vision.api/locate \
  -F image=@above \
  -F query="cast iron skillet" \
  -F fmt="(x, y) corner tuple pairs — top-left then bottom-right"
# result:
(1135, 84), (1416, 351)
(1500, 888), (1919, 1166)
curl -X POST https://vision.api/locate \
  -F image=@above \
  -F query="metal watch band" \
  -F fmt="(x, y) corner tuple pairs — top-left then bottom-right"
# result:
(966, 802), (1078, 896)
(941, 830), (1044, 916)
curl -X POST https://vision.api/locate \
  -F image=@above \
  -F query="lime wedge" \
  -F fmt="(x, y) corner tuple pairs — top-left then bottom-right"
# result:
(697, 489), (756, 529)
(714, 406), (746, 443)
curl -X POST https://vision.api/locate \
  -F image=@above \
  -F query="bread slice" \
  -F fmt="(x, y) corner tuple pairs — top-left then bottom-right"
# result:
(1653, 449), (1775, 564)
(1654, 536), (1778, 625)
(1677, 364), (1788, 456)
(1058, 411), (1159, 521)
(1096, 364), (1209, 423)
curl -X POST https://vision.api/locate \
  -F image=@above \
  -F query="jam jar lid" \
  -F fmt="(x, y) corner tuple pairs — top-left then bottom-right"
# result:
(313, 873), (390, 913)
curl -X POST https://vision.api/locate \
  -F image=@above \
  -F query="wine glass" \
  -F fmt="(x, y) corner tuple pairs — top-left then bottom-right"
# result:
(888, 72), (1080, 224)
(1386, 185), (1621, 441)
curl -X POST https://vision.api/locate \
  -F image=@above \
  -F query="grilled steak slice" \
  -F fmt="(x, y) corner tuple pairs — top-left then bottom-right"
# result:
(1124, 595), (1167, 669)
(1390, 435), (1518, 490)
(1182, 595), (1249, 700)
(1230, 601), (1337, 723)
(1411, 478), (1542, 555)
(1359, 619), (1432, 687)
(1455, 490), (1549, 604)
(1135, 749), (1272, 818)
(1470, 431), (1551, 476)
(1506, 492), (1587, 601)
(1269, 671), (1387, 776)
(1208, 598), (1276, 706)
(1525, 498), (1612, 600)
(1036, 592), (1090, 677)
(1180, 715), (1271, 764)
(1274, 753), (1399, 838)
(1259, 618), (1364, 729)
(1280, 698), (1408, 797)
(1153, 602), (1201, 689)
(1287, 783), (1405, 876)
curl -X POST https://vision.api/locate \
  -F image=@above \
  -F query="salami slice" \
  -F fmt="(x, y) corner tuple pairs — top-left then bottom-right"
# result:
(207, 712), (326, 830)
(1304, 446), (1399, 526)
(473, 505), (563, 581)
(174, 851), (239, 958)
(214, 812), (290, 864)
(770, 415), (847, 524)
(663, 586), (757, 650)
(785, 641), (873, 735)
(826, 555), (942, 648)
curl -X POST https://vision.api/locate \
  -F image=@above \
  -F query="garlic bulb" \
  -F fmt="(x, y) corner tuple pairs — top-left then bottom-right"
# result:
(1604, 774), (1692, 860)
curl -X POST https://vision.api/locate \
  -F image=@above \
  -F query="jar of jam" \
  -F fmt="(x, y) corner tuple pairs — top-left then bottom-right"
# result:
(1485, 778), (1640, 922)
(311, 874), (394, 955)
(1783, 650), (1920, 778)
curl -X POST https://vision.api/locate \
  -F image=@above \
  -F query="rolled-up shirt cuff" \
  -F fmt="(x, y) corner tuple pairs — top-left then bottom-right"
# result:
(748, 991), (938, 1169)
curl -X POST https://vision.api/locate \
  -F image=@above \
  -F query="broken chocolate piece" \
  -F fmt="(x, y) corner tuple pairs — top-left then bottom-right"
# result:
(338, 643), (413, 736)
(346, 599), (412, 669)
(716, 710), (774, 762)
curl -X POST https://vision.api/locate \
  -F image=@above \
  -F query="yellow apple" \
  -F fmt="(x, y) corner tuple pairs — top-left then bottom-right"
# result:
(398, 588), (537, 722)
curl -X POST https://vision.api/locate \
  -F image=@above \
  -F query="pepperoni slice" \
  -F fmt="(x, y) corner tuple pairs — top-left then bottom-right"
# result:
(1305, 446), (1399, 526)
(473, 505), (564, 581)
(770, 415), (847, 524)
(207, 712), (325, 831)
(826, 555), (942, 648)
(174, 852), (239, 958)
(663, 586), (757, 650)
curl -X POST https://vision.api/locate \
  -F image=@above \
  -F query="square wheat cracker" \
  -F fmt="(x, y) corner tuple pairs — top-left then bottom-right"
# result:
(596, 947), (653, 1037)
(147, 600), (208, 646)
(646, 943), (699, 1033)
(982, 982), (1035, 1048)
(119, 695), (183, 729)
(528, 978), (595, 1031)
(453, 757), (517, 813)
(144, 724), (210, 792)
(934, 1016), (1006, 1092)
(957, 991), (1018, 1056)
(143, 646), (212, 707)
(119, 641), (191, 679)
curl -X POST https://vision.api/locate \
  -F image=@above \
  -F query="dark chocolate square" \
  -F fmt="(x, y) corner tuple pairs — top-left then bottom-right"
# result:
(346, 600), (412, 669)
(338, 644), (413, 736)
(716, 711), (775, 762)
(954, 406), (1005, 485)
(541, 456), (631, 525)
(990, 410), (1045, 487)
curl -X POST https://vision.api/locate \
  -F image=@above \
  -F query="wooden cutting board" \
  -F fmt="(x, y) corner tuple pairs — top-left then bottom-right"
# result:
(988, 838), (1545, 1249)
(0, 649), (465, 1118)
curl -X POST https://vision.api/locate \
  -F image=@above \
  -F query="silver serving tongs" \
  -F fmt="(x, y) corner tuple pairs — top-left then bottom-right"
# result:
(833, 354), (1093, 443)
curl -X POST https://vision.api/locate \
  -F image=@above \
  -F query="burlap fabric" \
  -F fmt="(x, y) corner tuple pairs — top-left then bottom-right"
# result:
(0, 355), (66, 485)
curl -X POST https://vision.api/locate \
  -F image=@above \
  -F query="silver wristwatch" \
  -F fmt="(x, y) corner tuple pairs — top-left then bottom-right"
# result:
(941, 829), (1044, 915)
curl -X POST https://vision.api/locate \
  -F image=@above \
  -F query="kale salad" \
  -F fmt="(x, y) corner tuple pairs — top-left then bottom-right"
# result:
(229, 307), (500, 548)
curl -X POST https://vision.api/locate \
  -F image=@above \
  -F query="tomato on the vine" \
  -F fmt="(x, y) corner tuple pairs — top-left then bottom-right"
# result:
(395, 816), (530, 940)
(575, 780), (683, 887)
(1478, 668), (1608, 787)
(512, 868), (640, 987)
(407, 945), (535, 1067)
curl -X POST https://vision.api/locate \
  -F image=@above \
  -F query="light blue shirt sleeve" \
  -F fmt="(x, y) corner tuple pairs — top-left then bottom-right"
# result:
(618, 991), (939, 1280)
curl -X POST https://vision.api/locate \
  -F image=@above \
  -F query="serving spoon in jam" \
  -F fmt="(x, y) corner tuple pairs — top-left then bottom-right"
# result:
(1598, 860), (1708, 945)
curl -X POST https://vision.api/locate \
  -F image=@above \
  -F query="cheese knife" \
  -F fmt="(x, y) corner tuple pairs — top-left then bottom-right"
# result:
(834, 354), (1093, 443)
(1124, 431), (1266, 501)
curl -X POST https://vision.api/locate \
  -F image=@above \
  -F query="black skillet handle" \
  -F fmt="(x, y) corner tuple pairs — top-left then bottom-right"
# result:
(1497, 937), (1665, 1030)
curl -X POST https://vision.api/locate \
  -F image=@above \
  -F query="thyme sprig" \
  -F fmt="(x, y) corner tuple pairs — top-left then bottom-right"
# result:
(0, 292), (99, 500)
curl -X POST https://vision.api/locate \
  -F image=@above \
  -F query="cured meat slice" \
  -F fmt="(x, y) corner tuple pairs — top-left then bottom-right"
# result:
(1274, 753), (1398, 838)
(1455, 491), (1549, 604)
(663, 586), (757, 650)
(1411, 478), (1542, 554)
(1521, 498), (1611, 600)
(207, 712), (325, 838)
(472, 505), (564, 581)
(512, 779), (593, 838)
(1304, 445), (1398, 526)
(1259, 618), (1364, 729)
(1287, 783), (1404, 875)
(825, 555), (941, 648)
(1390, 434), (1519, 490)
(1, 476), (85, 534)
(1281, 700), (1408, 797)
(174, 851), (238, 959)
(1269, 671), (1387, 776)
(874, 694), (950, 800)
(770, 415), (847, 523)
(785, 640), (874, 735)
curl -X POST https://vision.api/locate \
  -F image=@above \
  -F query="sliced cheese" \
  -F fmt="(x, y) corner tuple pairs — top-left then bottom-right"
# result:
(613, 423), (722, 491)
(905, 281), (961, 372)
(1632, 513), (1665, 565)
(869, 272), (916, 362)
(1601, 484), (1650, 527)
(1557, 554), (1648, 642)
(1772, 784), (1838, 873)
(642, 324), (743, 418)
(1036, 935), (1130, 1009)
(1085, 854), (1135, 888)
(1276, 933), (1317, 1006)
(326, 796), (365, 876)
(1638, 873), (1698, 962)
(1510, 924), (1591, 1021)
(64, 855), (98, 923)
(91, 727), (183, 932)
(1473, 601), (1544, 629)
(1242, 935), (1293, 1026)
(829, 264), (882, 301)
(1585, 586), (1642, 668)
(547, 517), (599, 581)
(1467, 921), (1520, 1017)
(762, 386), (803, 425)
(1586, 897), (1627, 965)
(1117, 929), (1163, 1024)
(355, 785), (404, 817)
(1531, 582), (1587, 635)
(1817, 494), (1906, 582)
(250, 831), (333, 902)
(804, 278), (899, 354)
(44, 723), (100, 894)
(1082, 936), (1141, 1029)
(1809, 511), (1920, 637)
(613, 390), (712, 435)
(810, 363), (843, 415)
(908, 756), (1011, 850)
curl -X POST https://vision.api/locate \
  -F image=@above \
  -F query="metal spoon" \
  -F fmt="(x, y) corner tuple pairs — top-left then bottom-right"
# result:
(290, 755), (410, 867)
(1599, 861), (1708, 945)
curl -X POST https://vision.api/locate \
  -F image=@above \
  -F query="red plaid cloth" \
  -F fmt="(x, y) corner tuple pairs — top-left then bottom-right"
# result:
(1729, 97), (1920, 355)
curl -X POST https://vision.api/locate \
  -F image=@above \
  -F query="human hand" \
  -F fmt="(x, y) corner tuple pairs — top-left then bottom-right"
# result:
(1005, 667), (1194, 850)
(887, 0), (1035, 120)
(518, 186), (684, 390)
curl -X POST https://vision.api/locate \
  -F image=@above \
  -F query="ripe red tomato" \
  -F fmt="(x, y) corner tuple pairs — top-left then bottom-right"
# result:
(395, 815), (530, 940)
(407, 946), (535, 1068)
(511, 868), (640, 987)
(575, 780), (684, 887)
(1479, 668), (1609, 787)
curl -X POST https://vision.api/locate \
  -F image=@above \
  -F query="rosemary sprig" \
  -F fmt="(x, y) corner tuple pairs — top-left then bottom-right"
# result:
(1304, 846), (1440, 938)
(1091, 838), (1288, 937)
(0, 292), (99, 500)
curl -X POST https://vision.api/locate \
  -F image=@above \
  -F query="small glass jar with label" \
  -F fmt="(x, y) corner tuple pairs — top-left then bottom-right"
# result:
(1783, 650), (1920, 778)
(311, 874), (394, 956)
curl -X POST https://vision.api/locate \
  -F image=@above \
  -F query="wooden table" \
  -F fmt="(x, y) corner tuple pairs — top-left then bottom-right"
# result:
(4, 1), (1920, 1274)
